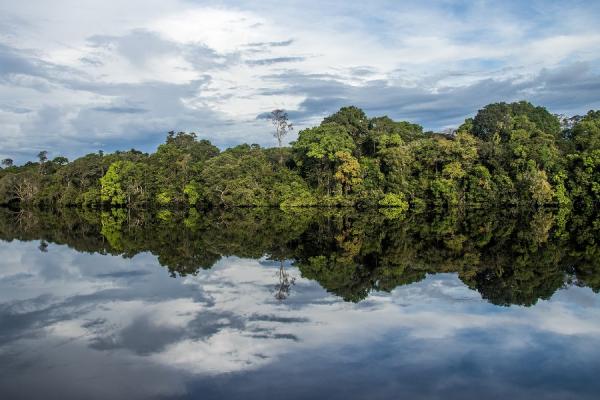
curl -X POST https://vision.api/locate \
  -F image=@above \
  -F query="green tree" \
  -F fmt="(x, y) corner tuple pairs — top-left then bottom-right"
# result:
(323, 106), (369, 155)
(100, 161), (149, 206)
(570, 110), (600, 151)
(293, 123), (356, 195)
(472, 101), (560, 142)
(52, 156), (69, 165)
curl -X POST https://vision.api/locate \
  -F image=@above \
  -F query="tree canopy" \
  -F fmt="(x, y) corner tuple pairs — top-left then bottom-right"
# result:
(0, 101), (597, 218)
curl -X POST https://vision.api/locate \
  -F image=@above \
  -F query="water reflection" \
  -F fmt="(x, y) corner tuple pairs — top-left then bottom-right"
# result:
(275, 260), (296, 301)
(1, 207), (598, 305)
(0, 207), (599, 399)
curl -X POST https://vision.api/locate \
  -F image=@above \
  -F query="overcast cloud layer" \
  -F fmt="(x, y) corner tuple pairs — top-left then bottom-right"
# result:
(1, 0), (600, 162)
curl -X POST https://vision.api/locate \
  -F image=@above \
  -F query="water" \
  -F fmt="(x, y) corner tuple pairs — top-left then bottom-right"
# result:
(0, 208), (599, 399)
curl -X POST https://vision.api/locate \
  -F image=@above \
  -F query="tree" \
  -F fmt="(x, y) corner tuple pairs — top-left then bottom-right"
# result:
(37, 151), (48, 163)
(150, 132), (219, 205)
(100, 163), (127, 205)
(293, 123), (356, 195)
(37, 150), (48, 175)
(571, 110), (600, 151)
(100, 161), (149, 206)
(270, 109), (293, 164)
(323, 106), (369, 143)
(471, 101), (560, 142)
(1, 158), (13, 168)
(52, 156), (69, 165)
(367, 116), (423, 155)
(334, 151), (362, 194)
(2, 172), (40, 203)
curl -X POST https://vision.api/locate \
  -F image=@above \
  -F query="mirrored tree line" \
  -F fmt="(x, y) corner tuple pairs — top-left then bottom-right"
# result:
(0, 205), (598, 307)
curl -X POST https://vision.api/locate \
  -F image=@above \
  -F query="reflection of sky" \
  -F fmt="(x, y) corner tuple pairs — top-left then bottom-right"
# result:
(0, 240), (599, 399)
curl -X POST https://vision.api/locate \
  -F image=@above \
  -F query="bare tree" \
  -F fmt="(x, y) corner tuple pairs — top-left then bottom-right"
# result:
(1, 158), (13, 168)
(269, 109), (293, 164)
(37, 150), (48, 163)
(274, 260), (295, 301)
(12, 176), (39, 202)
(37, 151), (48, 174)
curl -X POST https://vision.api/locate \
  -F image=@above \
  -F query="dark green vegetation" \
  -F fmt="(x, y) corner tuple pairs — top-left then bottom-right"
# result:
(1, 205), (598, 306)
(1, 101), (598, 213)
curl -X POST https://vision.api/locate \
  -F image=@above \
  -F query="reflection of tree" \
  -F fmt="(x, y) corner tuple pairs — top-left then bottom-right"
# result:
(464, 261), (566, 306)
(38, 240), (48, 252)
(275, 260), (295, 301)
(0, 206), (599, 306)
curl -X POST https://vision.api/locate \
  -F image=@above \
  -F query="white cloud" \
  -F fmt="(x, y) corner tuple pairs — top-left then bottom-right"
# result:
(0, 0), (599, 162)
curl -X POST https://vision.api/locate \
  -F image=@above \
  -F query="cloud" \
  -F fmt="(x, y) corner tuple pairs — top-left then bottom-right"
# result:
(0, 1), (599, 162)
(91, 105), (147, 114)
(246, 56), (305, 66)
(0, 44), (43, 78)
(257, 62), (600, 129)
(245, 39), (295, 48)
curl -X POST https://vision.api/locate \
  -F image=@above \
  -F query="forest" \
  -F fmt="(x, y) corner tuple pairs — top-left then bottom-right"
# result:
(0, 101), (598, 215)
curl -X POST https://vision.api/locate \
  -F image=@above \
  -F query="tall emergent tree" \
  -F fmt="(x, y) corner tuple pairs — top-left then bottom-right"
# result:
(37, 151), (48, 163)
(270, 109), (293, 163)
(1, 158), (13, 168)
(37, 150), (48, 174)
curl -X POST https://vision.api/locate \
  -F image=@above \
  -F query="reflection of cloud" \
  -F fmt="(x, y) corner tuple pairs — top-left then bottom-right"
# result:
(0, 241), (600, 398)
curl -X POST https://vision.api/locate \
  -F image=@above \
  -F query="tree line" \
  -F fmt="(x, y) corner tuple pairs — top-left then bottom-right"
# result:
(0, 101), (598, 216)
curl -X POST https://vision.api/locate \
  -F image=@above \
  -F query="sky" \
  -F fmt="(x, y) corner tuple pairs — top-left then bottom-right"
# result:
(1, 0), (600, 163)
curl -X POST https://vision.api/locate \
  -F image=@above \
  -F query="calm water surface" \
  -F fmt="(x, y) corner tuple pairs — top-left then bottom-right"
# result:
(0, 209), (599, 399)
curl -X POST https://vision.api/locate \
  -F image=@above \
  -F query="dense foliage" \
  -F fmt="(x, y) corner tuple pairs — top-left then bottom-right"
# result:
(2, 101), (598, 213)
